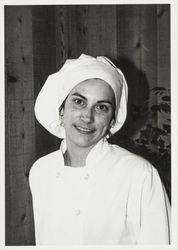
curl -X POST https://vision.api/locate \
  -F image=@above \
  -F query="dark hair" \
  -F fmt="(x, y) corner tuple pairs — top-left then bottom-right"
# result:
(59, 98), (67, 117)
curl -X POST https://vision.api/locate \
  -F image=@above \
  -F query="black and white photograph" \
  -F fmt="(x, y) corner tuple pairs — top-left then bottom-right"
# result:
(2, 1), (177, 248)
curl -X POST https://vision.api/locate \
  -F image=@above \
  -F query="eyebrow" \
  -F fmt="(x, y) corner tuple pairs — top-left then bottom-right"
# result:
(71, 92), (113, 106)
(72, 93), (87, 101)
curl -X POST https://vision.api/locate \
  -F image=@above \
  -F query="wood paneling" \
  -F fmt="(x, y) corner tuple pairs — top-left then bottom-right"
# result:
(5, 4), (170, 245)
(32, 6), (60, 158)
(5, 6), (35, 245)
(157, 5), (170, 87)
(157, 5), (170, 127)
(74, 5), (118, 57)
(115, 5), (155, 137)
(55, 5), (118, 63)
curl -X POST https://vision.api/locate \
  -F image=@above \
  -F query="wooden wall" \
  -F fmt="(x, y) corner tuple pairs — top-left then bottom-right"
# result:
(5, 6), (35, 245)
(5, 4), (170, 245)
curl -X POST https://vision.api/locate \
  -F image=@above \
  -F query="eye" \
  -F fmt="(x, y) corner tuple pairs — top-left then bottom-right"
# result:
(73, 98), (85, 106)
(95, 104), (108, 112)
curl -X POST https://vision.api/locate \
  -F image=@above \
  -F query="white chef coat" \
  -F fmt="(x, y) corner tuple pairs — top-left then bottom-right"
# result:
(29, 138), (171, 245)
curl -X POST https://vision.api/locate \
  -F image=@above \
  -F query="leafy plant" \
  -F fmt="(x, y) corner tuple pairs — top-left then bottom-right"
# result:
(135, 87), (170, 152)
(133, 87), (171, 201)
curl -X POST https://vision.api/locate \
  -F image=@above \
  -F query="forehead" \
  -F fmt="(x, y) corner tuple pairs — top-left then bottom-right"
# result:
(69, 78), (115, 99)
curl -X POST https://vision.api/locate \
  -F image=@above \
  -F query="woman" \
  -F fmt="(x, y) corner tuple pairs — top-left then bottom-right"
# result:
(29, 54), (171, 245)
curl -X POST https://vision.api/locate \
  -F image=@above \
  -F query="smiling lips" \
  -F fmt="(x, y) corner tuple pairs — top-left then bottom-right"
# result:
(74, 125), (95, 134)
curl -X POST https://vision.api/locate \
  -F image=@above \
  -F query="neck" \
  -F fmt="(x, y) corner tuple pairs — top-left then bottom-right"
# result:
(64, 141), (94, 167)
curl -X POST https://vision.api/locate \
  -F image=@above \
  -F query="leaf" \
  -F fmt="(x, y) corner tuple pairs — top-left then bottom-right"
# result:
(151, 105), (161, 111)
(140, 129), (151, 140)
(154, 127), (167, 135)
(163, 124), (171, 133)
(152, 87), (166, 91)
(159, 148), (166, 154)
(151, 138), (159, 146)
(151, 135), (159, 145)
(160, 103), (170, 113)
(157, 139), (165, 148)
(162, 95), (170, 101)
(154, 91), (164, 96)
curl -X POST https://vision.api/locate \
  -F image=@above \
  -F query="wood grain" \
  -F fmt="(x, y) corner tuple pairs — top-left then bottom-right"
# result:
(5, 5), (170, 245)
(5, 6), (35, 245)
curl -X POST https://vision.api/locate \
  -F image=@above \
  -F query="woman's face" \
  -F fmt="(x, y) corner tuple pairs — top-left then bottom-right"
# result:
(62, 78), (115, 149)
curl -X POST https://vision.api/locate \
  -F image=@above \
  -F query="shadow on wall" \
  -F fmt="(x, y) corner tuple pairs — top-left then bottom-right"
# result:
(109, 57), (171, 202)
(109, 56), (150, 149)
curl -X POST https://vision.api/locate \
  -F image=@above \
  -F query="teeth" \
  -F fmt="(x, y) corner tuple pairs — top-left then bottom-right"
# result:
(77, 126), (92, 132)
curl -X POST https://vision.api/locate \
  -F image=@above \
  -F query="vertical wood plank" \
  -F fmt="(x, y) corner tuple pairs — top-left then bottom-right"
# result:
(75, 5), (118, 58)
(5, 6), (35, 245)
(32, 6), (60, 158)
(55, 5), (72, 67)
(140, 5), (157, 90)
(157, 5), (170, 88)
(139, 5), (158, 130)
(116, 5), (157, 137)
(55, 5), (118, 61)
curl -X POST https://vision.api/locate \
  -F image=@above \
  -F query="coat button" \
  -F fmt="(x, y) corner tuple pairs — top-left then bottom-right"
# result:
(84, 173), (90, 180)
(56, 172), (61, 178)
(74, 209), (81, 216)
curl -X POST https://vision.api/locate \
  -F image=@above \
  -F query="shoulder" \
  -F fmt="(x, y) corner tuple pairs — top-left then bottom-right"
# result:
(29, 149), (60, 182)
(106, 142), (154, 176)
(106, 143), (163, 195)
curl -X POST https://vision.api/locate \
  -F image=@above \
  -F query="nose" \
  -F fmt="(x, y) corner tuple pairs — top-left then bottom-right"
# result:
(80, 107), (94, 123)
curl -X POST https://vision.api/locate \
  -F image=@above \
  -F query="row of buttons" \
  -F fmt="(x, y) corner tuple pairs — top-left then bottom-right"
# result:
(55, 171), (89, 217)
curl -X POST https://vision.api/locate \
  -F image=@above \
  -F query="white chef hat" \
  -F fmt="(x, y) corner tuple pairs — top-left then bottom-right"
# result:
(34, 54), (128, 138)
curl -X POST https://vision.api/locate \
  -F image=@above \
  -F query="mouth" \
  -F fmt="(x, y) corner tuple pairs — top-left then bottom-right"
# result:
(74, 125), (95, 134)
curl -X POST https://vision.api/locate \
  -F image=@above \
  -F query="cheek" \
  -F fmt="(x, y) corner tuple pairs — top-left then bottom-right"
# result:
(63, 107), (80, 125)
(95, 114), (112, 129)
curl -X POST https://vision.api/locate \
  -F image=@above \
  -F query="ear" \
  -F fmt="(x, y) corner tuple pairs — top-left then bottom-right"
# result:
(59, 107), (64, 117)
(110, 118), (115, 128)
